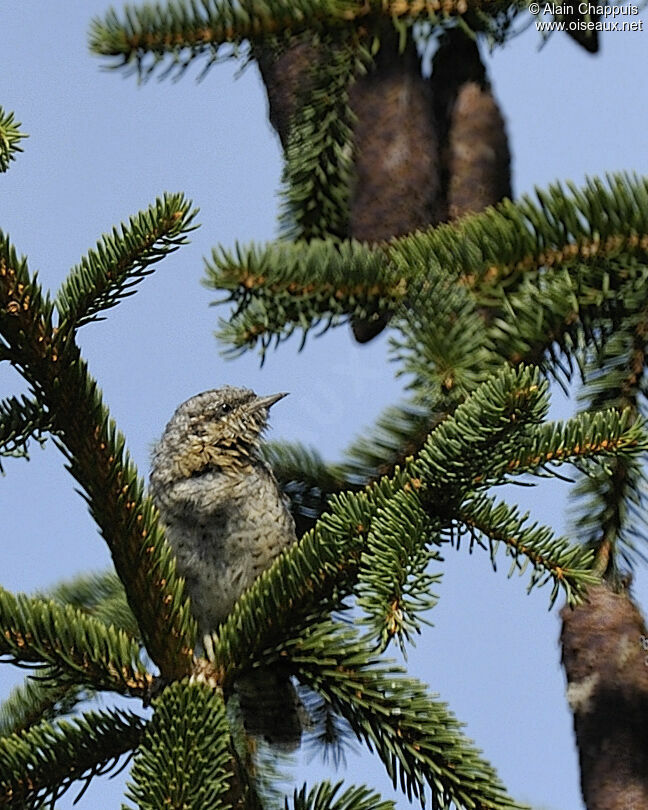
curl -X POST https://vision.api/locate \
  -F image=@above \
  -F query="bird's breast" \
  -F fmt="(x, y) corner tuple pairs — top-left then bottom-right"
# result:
(161, 465), (296, 633)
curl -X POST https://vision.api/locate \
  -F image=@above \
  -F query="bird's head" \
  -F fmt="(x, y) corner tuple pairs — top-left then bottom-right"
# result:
(151, 386), (287, 482)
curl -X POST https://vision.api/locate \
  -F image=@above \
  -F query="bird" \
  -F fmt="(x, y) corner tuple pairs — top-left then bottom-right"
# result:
(149, 385), (302, 749)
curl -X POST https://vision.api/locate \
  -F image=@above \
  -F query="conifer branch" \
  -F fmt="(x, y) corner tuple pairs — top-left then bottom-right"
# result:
(0, 676), (87, 738)
(206, 174), (648, 356)
(485, 248), (646, 376)
(44, 569), (125, 610)
(0, 107), (27, 173)
(279, 35), (368, 241)
(0, 708), (144, 808)
(0, 235), (56, 354)
(454, 496), (598, 606)
(0, 395), (52, 472)
(285, 622), (526, 810)
(0, 588), (151, 697)
(356, 489), (442, 652)
(126, 681), (237, 810)
(570, 312), (648, 566)
(498, 407), (647, 482)
(0, 228), (196, 679)
(402, 173), (648, 293)
(341, 400), (443, 484)
(289, 781), (394, 810)
(205, 238), (394, 356)
(43, 569), (140, 639)
(300, 692), (357, 767)
(89, 0), (517, 78)
(392, 272), (501, 399)
(56, 193), (198, 331)
(415, 365), (549, 500)
(211, 367), (641, 680)
(0, 572), (140, 738)
(206, 175), (648, 555)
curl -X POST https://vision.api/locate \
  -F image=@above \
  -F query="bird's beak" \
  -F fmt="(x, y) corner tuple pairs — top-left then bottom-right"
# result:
(251, 392), (288, 412)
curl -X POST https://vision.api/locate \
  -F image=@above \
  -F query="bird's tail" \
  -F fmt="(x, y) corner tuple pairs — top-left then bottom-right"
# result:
(235, 668), (304, 751)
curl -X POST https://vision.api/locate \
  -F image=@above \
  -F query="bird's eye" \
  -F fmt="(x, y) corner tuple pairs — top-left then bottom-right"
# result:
(220, 403), (232, 414)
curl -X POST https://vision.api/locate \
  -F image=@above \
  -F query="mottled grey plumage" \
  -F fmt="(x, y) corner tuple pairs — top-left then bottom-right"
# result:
(149, 386), (302, 748)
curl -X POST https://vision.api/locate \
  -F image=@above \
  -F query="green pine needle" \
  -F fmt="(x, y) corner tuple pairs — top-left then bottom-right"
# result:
(0, 677), (87, 738)
(88, 0), (508, 80)
(211, 367), (640, 682)
(1, 227), (196, 679)
(0, 395), (52, 472)
(42, 568), (141, 639)
(286, 621), (527, 809)
(288, 781), (394, 810)
(126, 680), (234, 810)
(205, 237), (393, 358)
(356, 488), (442, 652)
(0, 708), (144, 808)
(56, 193), (198, 331)
(206, 174), (648, 362)
(279, 35), (369, 241)
(0, 587), (151, 697)
(455, 495), (598, 607)
(0, 107), (27, 173)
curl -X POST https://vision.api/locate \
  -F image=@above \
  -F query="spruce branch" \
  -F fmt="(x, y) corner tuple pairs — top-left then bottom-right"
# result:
(89, 0), (516, 79)
(341, 399), (442, 485)
(356, 489), (442, 652)
(0, 573), (140, 737)
(43, 569), (140, 639)
(395, 175), (648, 389)
(0, 587), (151, 697)
(126, 680), (236, 810)
(44, 568), (125, 610)
(497, 407), (647, 482)
(0, 107), (27, 173)
(205, 238), (395, 356)
(207, 174), (648, 358)
(0, 395), (52, 472)
(0, 707), (144, 808)
(454, 496), (598, 606)
(572, 456), (647, 569)
(90, 0), (358, 79)
(299, 691), (357, 768)
(401, 173), (648, 293)
(412, 374), (647, 502)
(0, 677), (87, 738)
(285, 622), (526, 810)
(288, 781), (394, 810)
(415, 365), (549, 501)
(56, 193), (198, 331)
(279, 34), (369, 241)
(570, 310), (648, 565)
(0, 228), (196, 679)
(210, 366), (638, 680)
(484, 253), (648, 379)
(391, 272), (502, 399)
(0, 234), (56, 357)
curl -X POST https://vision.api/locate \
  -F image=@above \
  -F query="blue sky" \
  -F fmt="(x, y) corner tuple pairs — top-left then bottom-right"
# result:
(1, 3), (647, 808)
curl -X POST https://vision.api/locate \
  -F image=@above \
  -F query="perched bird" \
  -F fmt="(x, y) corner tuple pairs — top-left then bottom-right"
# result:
(149, 386), (302, 748)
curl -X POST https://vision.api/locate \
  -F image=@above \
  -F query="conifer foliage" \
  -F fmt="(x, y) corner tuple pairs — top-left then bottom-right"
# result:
(0, 2), (647, 809)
